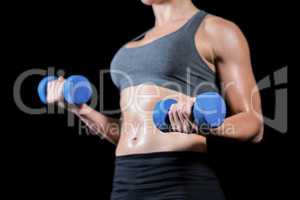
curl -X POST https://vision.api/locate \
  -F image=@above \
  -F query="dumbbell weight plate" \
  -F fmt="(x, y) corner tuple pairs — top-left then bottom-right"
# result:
(193, 92), (226, 128)
(153, 99), (177, 132)
(37, 76), (57, 104)
(63, 75), (92, 104)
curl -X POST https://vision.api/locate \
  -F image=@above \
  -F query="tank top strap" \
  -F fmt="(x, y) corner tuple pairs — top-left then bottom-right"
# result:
(183, 10), (208, 38)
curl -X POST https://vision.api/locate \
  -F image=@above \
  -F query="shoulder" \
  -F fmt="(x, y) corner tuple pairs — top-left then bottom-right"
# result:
(202, 15), (245, 41)
(201, 14), (250, 56)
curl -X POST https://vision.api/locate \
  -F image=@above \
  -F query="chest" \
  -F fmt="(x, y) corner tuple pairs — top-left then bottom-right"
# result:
(112, 36), (193, 77)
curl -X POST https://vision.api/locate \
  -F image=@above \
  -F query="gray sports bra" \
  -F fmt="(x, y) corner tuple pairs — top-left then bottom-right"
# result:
(110, 10), (218, 97)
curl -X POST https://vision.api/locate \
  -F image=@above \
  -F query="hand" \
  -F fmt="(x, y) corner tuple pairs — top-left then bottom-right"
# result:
(46, 76), (89, 115)
(168, 97), (198, 133)
(46, 76), (65, 105)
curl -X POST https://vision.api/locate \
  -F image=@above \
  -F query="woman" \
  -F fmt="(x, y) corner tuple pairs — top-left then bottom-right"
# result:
(47, 0), (263, 199)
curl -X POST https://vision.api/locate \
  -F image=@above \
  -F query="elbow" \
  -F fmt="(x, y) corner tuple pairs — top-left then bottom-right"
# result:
(232, 111), (264, 143)
(249, 114), (264, 144)
(251, 126), (264, 143)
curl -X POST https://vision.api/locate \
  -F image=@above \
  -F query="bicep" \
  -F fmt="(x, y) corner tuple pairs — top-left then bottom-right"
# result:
(212, 21), (261, 115)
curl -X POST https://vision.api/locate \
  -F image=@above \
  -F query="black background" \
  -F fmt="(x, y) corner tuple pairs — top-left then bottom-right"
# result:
(5, 1), (293, 200)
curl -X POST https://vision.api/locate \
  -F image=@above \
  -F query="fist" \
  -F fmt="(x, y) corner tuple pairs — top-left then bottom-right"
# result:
(168, 97), (197, 133)
(46, 76), (64, 104)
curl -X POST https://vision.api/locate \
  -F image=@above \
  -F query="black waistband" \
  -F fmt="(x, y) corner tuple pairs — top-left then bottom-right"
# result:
(116, 151), (208, 160)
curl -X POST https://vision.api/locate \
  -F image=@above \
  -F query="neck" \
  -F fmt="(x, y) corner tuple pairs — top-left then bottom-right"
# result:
(152, 0), (198, 27)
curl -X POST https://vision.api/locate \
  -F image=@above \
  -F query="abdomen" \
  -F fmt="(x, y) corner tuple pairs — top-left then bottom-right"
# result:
(116, 84), (207, 156)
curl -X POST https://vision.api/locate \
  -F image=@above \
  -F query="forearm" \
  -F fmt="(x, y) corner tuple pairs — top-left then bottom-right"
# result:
(73, 104), (121, 144)
(209, 112), (263, 143)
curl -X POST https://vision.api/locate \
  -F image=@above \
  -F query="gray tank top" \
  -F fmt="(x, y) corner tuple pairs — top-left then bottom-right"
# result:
(110, 10), (218, 97)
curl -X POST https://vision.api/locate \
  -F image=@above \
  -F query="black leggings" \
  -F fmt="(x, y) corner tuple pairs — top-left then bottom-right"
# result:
(111, 151), (226, 200)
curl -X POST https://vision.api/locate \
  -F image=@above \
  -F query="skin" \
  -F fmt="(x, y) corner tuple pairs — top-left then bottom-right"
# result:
(47, 0), (263, 156)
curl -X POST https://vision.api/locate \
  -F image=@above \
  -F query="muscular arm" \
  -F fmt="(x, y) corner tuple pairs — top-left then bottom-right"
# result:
(203, 17), (264, 142)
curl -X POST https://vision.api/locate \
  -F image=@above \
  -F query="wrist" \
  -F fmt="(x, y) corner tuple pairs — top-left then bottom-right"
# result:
(66, 103), (90, 116)
(75, 104), (90, 115)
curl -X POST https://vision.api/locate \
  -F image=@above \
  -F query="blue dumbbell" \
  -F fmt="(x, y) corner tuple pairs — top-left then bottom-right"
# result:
(38, 75), (92, 105)
(153, 92), (226, 132)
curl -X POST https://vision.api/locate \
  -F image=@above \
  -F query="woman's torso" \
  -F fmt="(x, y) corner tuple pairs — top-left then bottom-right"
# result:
(110, 10), (218, 156)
